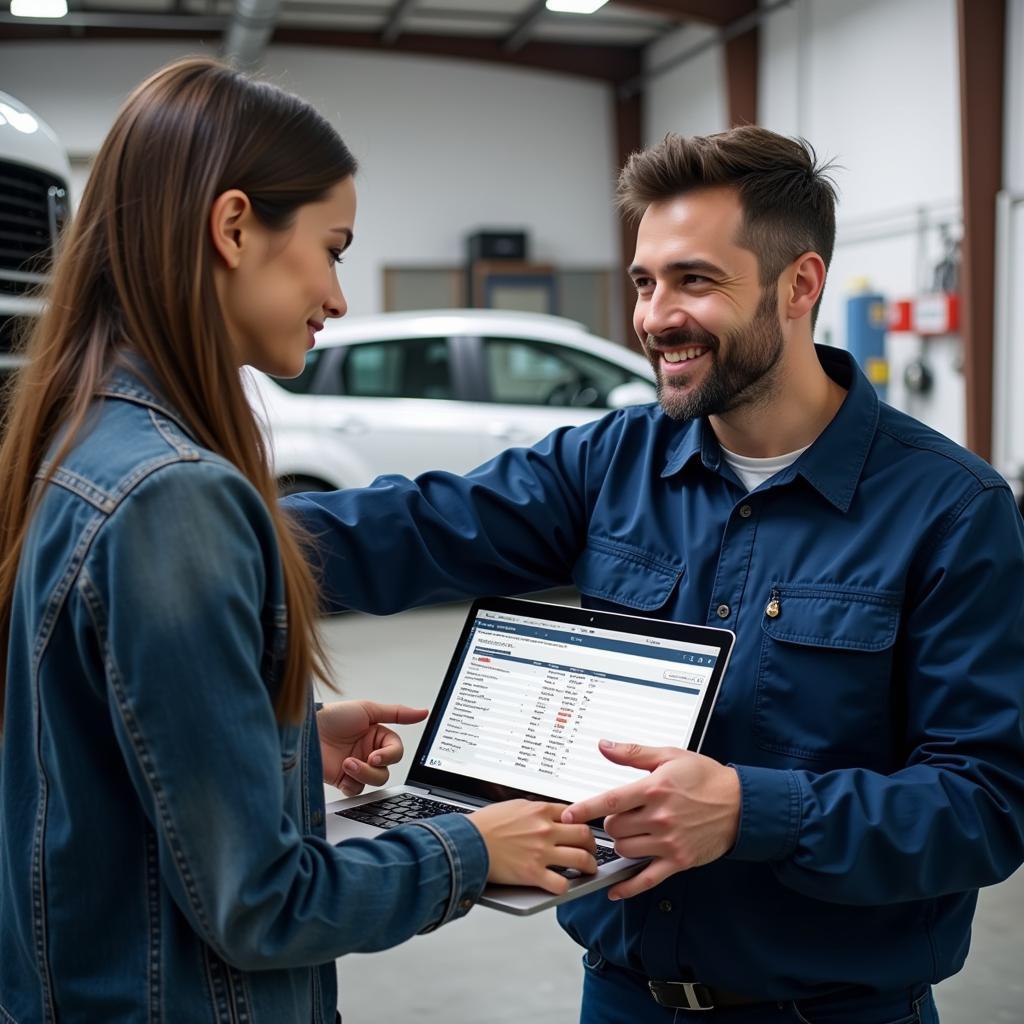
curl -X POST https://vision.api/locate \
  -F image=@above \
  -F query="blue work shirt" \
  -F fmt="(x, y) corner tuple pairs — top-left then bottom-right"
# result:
(285, 345), (1024, 1001)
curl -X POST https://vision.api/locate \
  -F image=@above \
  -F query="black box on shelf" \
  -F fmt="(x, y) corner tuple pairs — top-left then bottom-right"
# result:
(466, 230), (528, 263)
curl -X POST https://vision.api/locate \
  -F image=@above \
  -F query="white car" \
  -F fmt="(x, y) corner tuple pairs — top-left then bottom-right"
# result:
(248, 309), (657, 493)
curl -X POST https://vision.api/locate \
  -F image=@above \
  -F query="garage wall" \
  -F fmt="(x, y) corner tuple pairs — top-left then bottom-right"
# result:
(642, 0), (965, 444)
(993, 0), (1024, 487)
(643, 23), (727, 144)
(0, 40), (620, 320)
(763, 0), (963, 444)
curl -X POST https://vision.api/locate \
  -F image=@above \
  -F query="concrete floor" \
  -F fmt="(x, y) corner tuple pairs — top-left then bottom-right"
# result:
(316, 599), (1024, 1024)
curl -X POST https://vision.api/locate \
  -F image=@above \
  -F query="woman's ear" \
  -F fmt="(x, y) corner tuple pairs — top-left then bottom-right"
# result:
(781, 251), (827, 323)
(209, 189), (253, 270)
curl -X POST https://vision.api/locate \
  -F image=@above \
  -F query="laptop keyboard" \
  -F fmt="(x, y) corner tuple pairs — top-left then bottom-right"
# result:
(335, 794), (621, 874)
(335, 793), (469, 829)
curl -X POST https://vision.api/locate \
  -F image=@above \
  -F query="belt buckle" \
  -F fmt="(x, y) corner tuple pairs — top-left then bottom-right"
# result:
(648, 980), (715, 1011)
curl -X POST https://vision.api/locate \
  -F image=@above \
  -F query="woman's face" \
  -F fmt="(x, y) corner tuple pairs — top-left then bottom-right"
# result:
(212, 177), (356, 378)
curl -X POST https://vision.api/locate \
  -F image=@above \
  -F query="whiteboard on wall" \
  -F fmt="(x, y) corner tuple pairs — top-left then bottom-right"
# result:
(994, 193), (1024, 490)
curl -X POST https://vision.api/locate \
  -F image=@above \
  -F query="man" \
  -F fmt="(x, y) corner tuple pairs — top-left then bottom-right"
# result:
(285, 126), (1024, 1023)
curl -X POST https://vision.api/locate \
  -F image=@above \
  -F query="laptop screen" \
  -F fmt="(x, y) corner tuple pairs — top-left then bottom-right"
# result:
(410, 598), (732, 806)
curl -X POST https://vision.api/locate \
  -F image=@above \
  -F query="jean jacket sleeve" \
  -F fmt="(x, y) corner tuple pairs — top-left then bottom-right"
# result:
(74, 459), (488, 970)
(729, 483), (1024, 903)
(283, 423), (596, 614)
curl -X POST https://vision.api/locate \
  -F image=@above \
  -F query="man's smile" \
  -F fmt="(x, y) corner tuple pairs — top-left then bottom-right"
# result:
(651, 345), (712, 375)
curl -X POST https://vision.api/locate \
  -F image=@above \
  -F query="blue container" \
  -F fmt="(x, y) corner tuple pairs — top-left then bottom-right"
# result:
(846, 292), (888, 399)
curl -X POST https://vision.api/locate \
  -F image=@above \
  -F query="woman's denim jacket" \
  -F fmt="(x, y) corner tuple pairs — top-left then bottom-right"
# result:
(0, 366), (488, 1023)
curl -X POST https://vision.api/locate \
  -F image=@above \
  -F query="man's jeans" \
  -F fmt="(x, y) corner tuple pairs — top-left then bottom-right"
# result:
(579, 954), (940, 1024)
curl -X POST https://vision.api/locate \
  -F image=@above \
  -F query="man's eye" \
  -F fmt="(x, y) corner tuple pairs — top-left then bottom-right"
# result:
(682, 274), (709, 285)
(633, 277), (653, 291)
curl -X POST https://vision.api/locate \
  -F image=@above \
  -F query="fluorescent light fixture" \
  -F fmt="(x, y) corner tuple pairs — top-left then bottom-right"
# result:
(10, 0), (68, 16)
(0, 102), (39, 134)
(545, 0), (610, 12)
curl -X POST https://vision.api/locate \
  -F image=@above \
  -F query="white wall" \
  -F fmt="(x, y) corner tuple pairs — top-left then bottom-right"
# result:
(1004, 0), (1024, 195)
(0, 40), (620, 320)
(643, 23), (727, 144)
(993, 0), (1024, 487)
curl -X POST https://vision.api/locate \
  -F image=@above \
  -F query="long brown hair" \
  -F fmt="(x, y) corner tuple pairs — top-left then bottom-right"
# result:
(0, 57), (357, 727)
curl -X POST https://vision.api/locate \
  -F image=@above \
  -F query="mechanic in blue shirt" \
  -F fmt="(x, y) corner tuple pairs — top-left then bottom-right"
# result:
(285, 127), (1024, 1023)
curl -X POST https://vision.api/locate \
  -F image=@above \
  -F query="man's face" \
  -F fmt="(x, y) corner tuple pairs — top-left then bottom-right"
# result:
(629, 187), (785, 421)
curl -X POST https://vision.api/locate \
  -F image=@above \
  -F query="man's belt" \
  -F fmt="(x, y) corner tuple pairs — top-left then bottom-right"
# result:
(647, 980), (765, 1012)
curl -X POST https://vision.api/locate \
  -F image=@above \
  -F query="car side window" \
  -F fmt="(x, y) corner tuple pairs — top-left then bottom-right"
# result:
(272, 348), (323, 394)
(339, 338), (453, 400)
(483, 337), (639, 408)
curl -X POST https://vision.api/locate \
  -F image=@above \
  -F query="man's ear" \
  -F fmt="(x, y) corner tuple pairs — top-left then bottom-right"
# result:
(781, 251), (826, 322)
(209, 189), (253, 270)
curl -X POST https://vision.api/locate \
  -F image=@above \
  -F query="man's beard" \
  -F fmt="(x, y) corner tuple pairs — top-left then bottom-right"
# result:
(648, 288), (785, 422)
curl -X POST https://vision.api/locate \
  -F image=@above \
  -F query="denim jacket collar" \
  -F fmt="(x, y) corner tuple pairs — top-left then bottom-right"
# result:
(661, 345), (878, 513)
(97, 355), (199, 445)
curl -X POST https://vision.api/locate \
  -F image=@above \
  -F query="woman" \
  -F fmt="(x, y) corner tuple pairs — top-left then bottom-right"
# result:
(0, 57), (596, 1023)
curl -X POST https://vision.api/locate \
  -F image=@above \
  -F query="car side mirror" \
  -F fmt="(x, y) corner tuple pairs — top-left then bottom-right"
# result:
(607, 380), (657, 409)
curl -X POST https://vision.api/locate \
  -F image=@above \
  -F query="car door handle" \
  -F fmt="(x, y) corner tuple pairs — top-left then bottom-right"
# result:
(487, 423), (534, 443)
(330, 417), (370, 435)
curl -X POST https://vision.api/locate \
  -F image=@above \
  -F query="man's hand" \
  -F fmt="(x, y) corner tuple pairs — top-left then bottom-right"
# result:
(560, 740), (741, 900)
(317, 700), (429, 796)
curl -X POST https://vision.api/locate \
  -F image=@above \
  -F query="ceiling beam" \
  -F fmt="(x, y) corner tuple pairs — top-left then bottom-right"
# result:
(0, 21), (643, 83)
(611, 0), (757, 27)
(0, 10), (226, 31)
(381, 0), (417, 45)
(503, 0), (547, 55)
(274, 27), (642, 81)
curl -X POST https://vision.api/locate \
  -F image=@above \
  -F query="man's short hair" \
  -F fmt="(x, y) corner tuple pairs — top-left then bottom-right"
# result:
(618, 126), (838, 326)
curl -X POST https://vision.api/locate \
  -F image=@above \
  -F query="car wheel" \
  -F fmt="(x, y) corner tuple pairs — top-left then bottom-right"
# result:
(277, 474), (335, 497)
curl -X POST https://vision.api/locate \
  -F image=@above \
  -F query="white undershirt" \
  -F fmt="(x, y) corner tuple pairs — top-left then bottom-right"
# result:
(720, 443), (811, 493)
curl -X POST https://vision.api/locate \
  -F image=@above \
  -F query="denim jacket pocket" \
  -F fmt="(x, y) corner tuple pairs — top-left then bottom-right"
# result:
(572, 538), (682, 612)
(754, 583), (901, 765)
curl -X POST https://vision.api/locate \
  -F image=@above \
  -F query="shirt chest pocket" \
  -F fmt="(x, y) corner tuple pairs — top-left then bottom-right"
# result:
(754, 583), (901, 766)
(572, 539), (683, 613)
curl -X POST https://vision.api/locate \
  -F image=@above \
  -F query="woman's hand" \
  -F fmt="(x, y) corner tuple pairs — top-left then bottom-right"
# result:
(317, 700), (428, 796)
(469, 800), (598, 894)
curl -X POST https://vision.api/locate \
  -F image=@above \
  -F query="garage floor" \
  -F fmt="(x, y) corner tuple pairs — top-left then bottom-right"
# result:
(316, 599), (1024, 1024)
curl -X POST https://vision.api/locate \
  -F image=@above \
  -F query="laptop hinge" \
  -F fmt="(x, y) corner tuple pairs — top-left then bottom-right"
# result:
(423, 785), (488, 808)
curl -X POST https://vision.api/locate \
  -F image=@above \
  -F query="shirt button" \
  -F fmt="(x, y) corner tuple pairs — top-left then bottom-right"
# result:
(311, 810), (323, 826)
(716, 604), (730, 619)
(658, 899), (673, 913)
(739, 504), (752, 518)
(458, 897), (473, 913)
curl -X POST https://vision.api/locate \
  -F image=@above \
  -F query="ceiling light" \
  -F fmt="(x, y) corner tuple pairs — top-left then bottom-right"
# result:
(10, 0), (68, 17)
(545, 0), (610, 13)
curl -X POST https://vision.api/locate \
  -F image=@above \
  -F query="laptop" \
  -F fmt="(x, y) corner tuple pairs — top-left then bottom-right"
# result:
(325, 596), (734, 915)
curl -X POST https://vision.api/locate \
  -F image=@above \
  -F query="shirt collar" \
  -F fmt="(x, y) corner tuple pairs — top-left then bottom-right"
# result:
(661, 345), (878, 513)
(660, 417), (717, 479)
